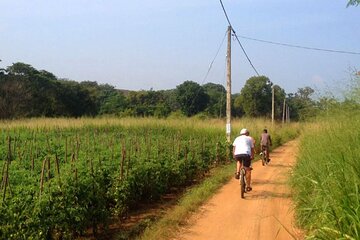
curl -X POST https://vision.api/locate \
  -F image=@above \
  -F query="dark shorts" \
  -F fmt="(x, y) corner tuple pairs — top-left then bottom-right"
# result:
(261, 145), (269, 152)
(234, 154), (251, 168)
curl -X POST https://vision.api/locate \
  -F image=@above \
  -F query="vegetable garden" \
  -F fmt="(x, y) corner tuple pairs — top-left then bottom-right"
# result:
(0, 117), (300, 239)
(0, 120), (230, 239)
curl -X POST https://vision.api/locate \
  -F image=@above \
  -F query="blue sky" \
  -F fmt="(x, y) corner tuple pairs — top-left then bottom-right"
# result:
(0, 0), (359, 94)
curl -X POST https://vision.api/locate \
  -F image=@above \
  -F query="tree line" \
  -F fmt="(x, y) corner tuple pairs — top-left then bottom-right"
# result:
(0, 62), (358, 121)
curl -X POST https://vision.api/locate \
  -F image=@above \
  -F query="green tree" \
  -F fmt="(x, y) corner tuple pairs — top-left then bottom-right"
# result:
(99, 91), (128, 115)
(287, 87), (317, 121)
(2, 62), (99, 118)
(4, 62), (58, 117)
(6, 62), (38, 76)
(125, 89), (171, 117)
(235, 76), (272, 117)
(57, 80), (97, 117)
(233, 93), (244, 117)
(273, 85), (287, 120)
(0, 74), (32, 119)
(347, 0), (360, 6)
(203, 83), (226, 118)
(175, 81), (209, 117)
(163, 89), (180, 112)
(80, 81), (117, 114)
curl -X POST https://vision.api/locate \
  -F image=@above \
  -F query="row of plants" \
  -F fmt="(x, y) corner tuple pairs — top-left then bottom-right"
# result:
(0, 117), (300, 239)
(0, 121), (230, 239)
(290, 109), (360, 239)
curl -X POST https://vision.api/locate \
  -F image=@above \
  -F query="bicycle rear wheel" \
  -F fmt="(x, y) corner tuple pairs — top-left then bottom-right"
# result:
(240, 169), (246, 198)
(261, 151), (266, 166)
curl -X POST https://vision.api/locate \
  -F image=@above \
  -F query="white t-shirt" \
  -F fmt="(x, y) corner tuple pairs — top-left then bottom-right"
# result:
(233, 135), (254, 156)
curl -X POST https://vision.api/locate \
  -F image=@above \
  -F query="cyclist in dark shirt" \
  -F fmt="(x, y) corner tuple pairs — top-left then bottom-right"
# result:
(260, 129), (272, 162)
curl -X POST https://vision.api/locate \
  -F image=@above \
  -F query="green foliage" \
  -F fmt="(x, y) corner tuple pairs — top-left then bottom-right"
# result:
(0, 63), (100, 118)
(347, 0), (360, 6)
(6, 62), (38, 76)
(235, 76), (273, 117)
(273, 85), (286, 119)
(291, 110), (360, 239)
(203, 83), (226, 118)
(99, 91), (128, 115)
(287, 86), (317, 121)
(167, 110), (186, 119)
(125, 90), (171, 117)
(0, 74), (32, 119)
(175, 81), (209, 117)
(138, 163), (236, 240)
(0, 122), (229, 239)
(0, 61), (331, 121)
(347, 70), (360, 104)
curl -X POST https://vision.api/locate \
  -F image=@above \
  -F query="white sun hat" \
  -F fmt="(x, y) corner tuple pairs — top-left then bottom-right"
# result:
(240, 128), (248, 135)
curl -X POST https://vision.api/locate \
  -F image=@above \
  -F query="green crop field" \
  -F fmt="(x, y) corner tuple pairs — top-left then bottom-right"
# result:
(0, 117), (299, 239)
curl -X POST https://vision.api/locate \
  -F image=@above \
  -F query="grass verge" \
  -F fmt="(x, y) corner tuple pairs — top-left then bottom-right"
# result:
(290, 111), (360, 239)
(128, 163), (235, 240)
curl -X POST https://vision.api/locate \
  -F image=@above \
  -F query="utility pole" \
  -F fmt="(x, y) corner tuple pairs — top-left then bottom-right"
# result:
(271, 85), (275, 124)
(287, 105), (290, 123)
(226, 26), (232, 142)
(282, 98), (286, 124)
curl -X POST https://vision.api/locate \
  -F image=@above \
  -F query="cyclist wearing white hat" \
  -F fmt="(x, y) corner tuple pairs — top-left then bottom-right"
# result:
(232, 128), (254, 192)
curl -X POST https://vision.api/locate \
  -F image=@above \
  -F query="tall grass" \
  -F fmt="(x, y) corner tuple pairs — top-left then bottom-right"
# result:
(290, 110), (360, 239)
(0, 116), (299, 146)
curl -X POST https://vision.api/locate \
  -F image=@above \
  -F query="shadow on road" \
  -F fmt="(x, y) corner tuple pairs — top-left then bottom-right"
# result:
(265, 162), (293, 168)
(245, 190), (292, 200)
(251, 179), (286, 186)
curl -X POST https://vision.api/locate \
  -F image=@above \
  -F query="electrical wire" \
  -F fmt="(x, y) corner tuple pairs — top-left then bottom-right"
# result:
(237, 35), (360, 55)
(185, 30), (228, 116)
(200, 30), (227, 85)
(232, 33), (260, 76)
(219, 0), (360, 79)
(219, 0), (261, 76)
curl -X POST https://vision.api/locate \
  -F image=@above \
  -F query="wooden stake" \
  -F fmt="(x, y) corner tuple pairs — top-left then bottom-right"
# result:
(55, 154), (60, 176)
(39, 158), (47, 197)
(47, 156), (51, 180)
(65, 137), (68, 164)
(30, 140), (34, 171)
(120, 140), (126, 180)
(0, 161), (6, 190)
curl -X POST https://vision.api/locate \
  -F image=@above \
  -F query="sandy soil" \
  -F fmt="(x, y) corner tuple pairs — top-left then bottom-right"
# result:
(173, 140), (304, 240)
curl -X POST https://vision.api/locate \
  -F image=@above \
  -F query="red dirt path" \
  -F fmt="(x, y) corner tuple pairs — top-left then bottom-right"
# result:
(173, 139), (304, 240)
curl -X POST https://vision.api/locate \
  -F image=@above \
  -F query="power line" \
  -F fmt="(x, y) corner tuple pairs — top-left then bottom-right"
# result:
(219, 0), (260, 76)
(186, 30), (228, 115)
(232, 33), (260, 76)
(219, 0), (360, 79)
(200, 30), (227, 85)
(237, 35), (360, 55)
(219, 0), (232, 29)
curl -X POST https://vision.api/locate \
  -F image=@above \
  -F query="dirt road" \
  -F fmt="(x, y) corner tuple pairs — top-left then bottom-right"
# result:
(174, 140), (303, 240)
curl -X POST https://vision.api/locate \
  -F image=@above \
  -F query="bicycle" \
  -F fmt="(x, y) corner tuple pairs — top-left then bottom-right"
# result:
(239, 158), (247, 198)
(260, 146), (268, 166)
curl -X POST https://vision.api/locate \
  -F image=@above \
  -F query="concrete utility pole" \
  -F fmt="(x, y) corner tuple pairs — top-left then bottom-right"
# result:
(271, 85), (275, 124)
(226, 26), (232, 142)
(287, 105), (290, 123)
(282, 98), (286, 124)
